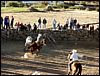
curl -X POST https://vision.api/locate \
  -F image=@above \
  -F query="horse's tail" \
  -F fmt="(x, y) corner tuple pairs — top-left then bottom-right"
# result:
(77, 63), (82, 75)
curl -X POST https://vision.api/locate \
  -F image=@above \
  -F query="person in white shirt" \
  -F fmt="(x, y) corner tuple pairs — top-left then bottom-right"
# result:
(25, 34), (42, 47)
(24, 34), (42, 51)
(53, 18), (57, 30)
(35, 34), (42, 43)
(68, 49), (79, 72)
(25, 36), (33, 47)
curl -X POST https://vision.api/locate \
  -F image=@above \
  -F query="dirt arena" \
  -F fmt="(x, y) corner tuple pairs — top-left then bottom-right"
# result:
(1, 10), (99, 75)
(1, 39), (99, 75)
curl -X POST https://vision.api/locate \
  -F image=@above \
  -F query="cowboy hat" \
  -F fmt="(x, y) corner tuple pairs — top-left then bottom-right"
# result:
(72, 49), (77, 53)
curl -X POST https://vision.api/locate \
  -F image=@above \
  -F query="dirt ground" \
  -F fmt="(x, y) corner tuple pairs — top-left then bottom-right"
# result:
(1, 10), (99, 75)
(1, 39), (99, 75)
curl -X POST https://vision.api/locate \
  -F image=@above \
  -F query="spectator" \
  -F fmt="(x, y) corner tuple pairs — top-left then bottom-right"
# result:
(71, 18), (75, 30)
(86, 24), (89, 30)
(1, 16), (3, 29)
(27, 22), (31, 31)
(73, 18), (77, 30)
(33, 23), (37, 32)
(63, 20), (68, 30)
(63, 24), (68, 30)
(4, 16), (10, 29)
(90, 25), (94, 35)
(10, 16), (14, 29)
(82, 25), (85, 30)
(52, 18), (57, 30)
(57, 23), (61, 30)
(20, 23), (27, 31)
(43, 18), (47, 29)
(17, 22), (20, 31)
(76, 23), (80, 31)
(68, 18), (73, 29)
(38, 17), (41, 29)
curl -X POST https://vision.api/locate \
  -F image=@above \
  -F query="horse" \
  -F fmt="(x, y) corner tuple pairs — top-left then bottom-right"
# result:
(67, 53), (82, 75)
(26, 38), (46, 55)
(22, 35), (47, 59)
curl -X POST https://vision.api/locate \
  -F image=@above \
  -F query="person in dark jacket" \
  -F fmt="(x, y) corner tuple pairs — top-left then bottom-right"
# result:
(33, 23), (37, 32)
(27, 22), (31, 31)
(10, 16), (14, 29)
(1, 16), (3, 29)
(43, 18), (47, 29)
(4, 16), (10, 29)
(38, 17), (41, 29)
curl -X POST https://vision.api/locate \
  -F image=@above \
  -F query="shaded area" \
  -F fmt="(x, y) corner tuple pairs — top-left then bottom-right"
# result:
(1, 70), (23, 75)
(1, 62), (66, 75)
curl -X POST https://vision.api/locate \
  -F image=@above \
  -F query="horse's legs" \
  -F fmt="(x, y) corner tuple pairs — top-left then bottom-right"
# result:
(68, 71), (70, 75)
(68, 71), (72, 75)
(72, 69), (77, 75)
(79, 66), (82, 75)
(36, 49), (40, 56)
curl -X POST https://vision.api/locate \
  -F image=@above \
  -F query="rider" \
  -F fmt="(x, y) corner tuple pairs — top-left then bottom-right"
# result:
(25, 36), (33, 47)
(35, 34), (42, 43)
(69, 49), (79, 71)
(25, 33), (42, 46)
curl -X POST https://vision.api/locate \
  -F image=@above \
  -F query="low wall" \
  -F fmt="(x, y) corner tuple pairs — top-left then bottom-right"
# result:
(1, 29), (99, 42)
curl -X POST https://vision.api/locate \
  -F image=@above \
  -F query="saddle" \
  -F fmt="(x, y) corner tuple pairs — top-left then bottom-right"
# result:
(71, 60), (79, 65)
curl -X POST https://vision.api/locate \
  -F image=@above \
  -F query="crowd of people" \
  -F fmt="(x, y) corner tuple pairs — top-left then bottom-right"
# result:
(52, 17), (97, 32)
(1, 16), (98, 33)
(1, 16), (14, 29)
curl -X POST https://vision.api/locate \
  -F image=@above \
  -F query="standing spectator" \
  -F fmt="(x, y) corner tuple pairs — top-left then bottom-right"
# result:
(27, 22), (31, 31)
(4, 16), (7, 29)
(4, 16), (10, 29)
(86, 24), (89, 30)
(43, 18), (47, 29)
(7, 16), (10, 29)
(76, 23), (80, 31)
(63, 20), (68, 30)
(71, 18), (75, 30)
(68, 18), (72, 29)
(90, 25), (94, 35)
(73, 18), (77, 30)
(57, 23), (61, 30)
(82, 25), (85, 30)
(53, 18), (57, 30)
(33, 23), (37, 32)
(38, 17), (41, 29)
(15, 22), (20, 31)
(10, 16), (14, 29)
(1, 16), (3, 29)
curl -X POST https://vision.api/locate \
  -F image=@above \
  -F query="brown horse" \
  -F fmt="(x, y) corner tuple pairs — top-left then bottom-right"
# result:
(25, 38), (46, 56)
(67, 53), (82, 75)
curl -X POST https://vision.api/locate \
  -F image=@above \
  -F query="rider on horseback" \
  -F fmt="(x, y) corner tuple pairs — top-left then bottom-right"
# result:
(69, 49), (79, 72)
(25, 34), (42, 47)
(25, 34), (42, 51)
(25, 36), (33, 47)
(35, 34), (42, 43)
